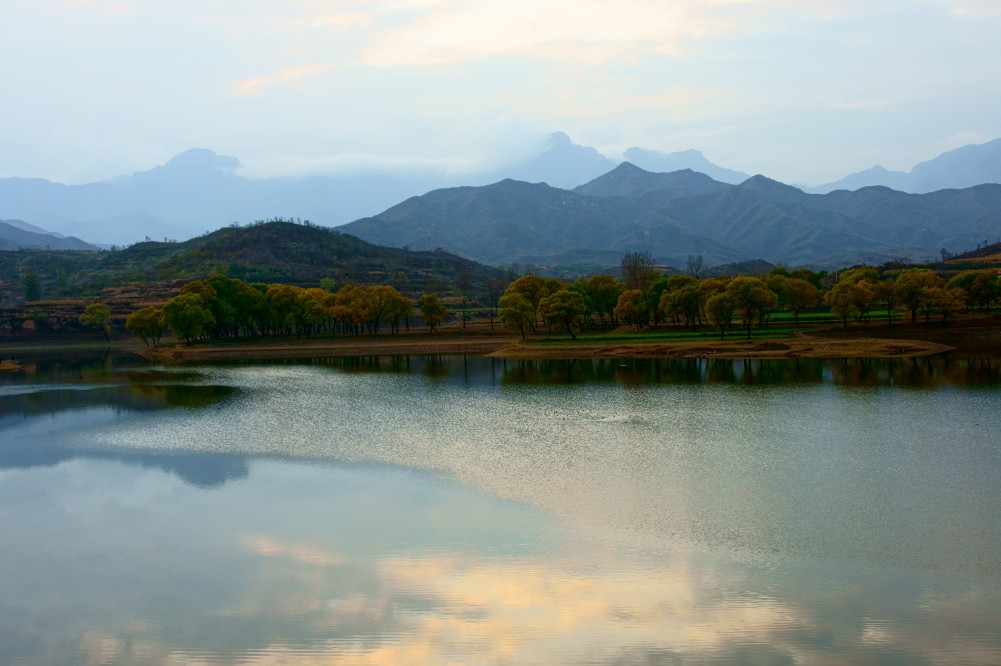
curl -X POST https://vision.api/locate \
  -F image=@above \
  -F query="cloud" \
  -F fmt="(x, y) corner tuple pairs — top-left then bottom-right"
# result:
(246, 535), (345, 567)
(357, 1), (719, 66)
(235, 62), (337, 95)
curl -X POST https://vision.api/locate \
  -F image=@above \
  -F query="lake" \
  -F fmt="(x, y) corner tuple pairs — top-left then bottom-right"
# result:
(1, 353), (1000, 664)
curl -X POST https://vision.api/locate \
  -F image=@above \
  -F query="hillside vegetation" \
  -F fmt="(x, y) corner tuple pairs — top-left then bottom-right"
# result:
(0, 219), (499, 310)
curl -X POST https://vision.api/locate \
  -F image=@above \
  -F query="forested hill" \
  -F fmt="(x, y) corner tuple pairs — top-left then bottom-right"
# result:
(1, 220), (499, 301)
(339, 164), (1001, 269)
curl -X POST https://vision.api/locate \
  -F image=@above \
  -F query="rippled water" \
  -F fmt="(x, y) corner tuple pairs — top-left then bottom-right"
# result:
(1, 354), (999, 664)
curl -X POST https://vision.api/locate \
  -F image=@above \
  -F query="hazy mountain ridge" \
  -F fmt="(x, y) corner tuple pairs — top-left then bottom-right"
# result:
(812, 138), (1001, 193)
(0, 135), (751, 246)
(1, 133), (998, 258)
(340, 165), (1001, 269)
(0, 220), (97, 251)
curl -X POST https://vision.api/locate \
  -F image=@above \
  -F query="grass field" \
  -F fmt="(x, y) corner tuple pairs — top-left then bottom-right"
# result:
(536, 326), (812, 345)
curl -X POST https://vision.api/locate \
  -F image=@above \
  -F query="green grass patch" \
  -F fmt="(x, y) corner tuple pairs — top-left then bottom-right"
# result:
(535, 327), (811, 345)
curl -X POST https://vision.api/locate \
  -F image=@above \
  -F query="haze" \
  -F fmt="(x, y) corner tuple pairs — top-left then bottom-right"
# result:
(2, 0), (999, 185)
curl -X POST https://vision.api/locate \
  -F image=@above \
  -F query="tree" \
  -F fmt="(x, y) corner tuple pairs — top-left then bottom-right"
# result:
(825, 280), (875, 328)
(686, 254), (705, 279)
(926, 287), (965, 321)
(614, 289), (646, 331)
(620, 251), (657, 290)
(418, 293), (447, 332)
(505, 275), (549, 310)
(724, 277), (778, 339)
(538, 289), (587, 340)
(659, 280), (701, 329)
(895, 268), (943, 323)
(782, 278), (822, 325)
(126, 306), (165, 346)
(872, 279), (897, 325)
(498, 292), (535, 339)
(22, 272), (41, 302)
(79, 303), (112, 342)
(584, 275), (624, 326)
(163, 293), (215, 344)
(705, 293), (736, 340)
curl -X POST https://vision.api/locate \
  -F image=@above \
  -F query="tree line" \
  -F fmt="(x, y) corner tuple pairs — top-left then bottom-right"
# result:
(99, 261), (1000, 346)
(497, 258), (1000, 341)
(124, 275), (452, 346)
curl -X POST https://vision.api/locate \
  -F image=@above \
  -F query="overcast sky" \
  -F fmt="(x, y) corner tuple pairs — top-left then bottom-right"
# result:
(1, 0), (999, 186)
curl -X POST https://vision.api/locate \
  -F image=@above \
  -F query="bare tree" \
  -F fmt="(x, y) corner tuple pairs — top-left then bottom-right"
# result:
(620, 251), (656, 290)
(686, 254), (705, 279)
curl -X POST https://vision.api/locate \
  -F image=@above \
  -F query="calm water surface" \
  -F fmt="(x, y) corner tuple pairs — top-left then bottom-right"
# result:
(1, 354), (1000, 664)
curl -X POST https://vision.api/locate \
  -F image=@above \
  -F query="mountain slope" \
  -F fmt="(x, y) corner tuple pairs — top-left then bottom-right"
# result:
(0, 220), (97, 250)
(0, 220), (500, 300)
(341, 164), (1001, 268)
(622, 147), (750, 184)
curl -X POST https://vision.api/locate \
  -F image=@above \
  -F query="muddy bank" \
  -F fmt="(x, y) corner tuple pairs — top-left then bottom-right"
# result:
(137, 331), (956, 364)
(140, 332), (519, 364)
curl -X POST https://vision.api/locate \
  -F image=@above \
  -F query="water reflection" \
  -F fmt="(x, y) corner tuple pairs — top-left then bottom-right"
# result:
(1, 353), (1000, 663)
(214, 353), (1001, 388)
(1, 457), (998, 664)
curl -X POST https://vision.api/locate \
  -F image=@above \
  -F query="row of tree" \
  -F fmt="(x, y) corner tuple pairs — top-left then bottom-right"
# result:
(125, 276), (451, 346)
(497, 266), (1000, 340)
(118, 265), (998, 345)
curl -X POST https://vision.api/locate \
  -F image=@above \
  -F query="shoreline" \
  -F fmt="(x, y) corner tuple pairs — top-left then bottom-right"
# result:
(7, 314), (997, 367)
(136, 330), (957, 365)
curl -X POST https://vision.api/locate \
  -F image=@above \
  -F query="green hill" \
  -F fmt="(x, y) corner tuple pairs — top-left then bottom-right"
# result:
(0, 219), (500, 305)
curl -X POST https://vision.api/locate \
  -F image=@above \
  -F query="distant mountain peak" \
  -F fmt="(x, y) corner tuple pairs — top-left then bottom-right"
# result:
(738, 174), (806, 201)
(548, 131), (572, 146)
(622, 147), (750, 185)
(812, 137), (1001, 193)
(161, 148), (241, 172)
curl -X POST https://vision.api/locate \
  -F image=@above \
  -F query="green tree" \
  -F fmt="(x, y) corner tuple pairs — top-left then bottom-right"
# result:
(873, 278), (898, 325)
(584, 274), (624, 326)
(498, 292), (535, 339)
(505, 275), (551, 312)
(538, 289), (587, 340)
(894, 268), (943, 323)
(724, 277), (778, 338)
(705, 293), (736, 340)
(125, 306), (165, 346)
(659, 282), (701, 329)
(79, 303), (112, 342)
(825, 280), (875, 328)
(22, 272), (41, 302)
(418, 293), (447, 332)
(782, 278), (822, 325)
(163, 293), (215, 344)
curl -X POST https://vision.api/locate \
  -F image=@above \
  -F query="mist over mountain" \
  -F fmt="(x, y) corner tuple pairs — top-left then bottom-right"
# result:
(622, 147), (750, 184)
(0, 134), (743, 246)
(341, 165), (1001, 269)
(0, 220), (96, 251)
(1, 134), (999, 259)
(491, 132), (616, 189)
(812, 138), (1001, 193)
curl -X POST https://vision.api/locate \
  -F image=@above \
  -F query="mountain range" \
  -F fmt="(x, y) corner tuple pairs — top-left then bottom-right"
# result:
(4, 133), (999, 250)
(811, 138), (1001, 193)
(340, 163), (1001, 269)
(0, 219), (96, 251)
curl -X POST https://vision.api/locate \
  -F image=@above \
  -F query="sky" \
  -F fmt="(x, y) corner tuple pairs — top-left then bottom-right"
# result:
(1, 0), (999, 186)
